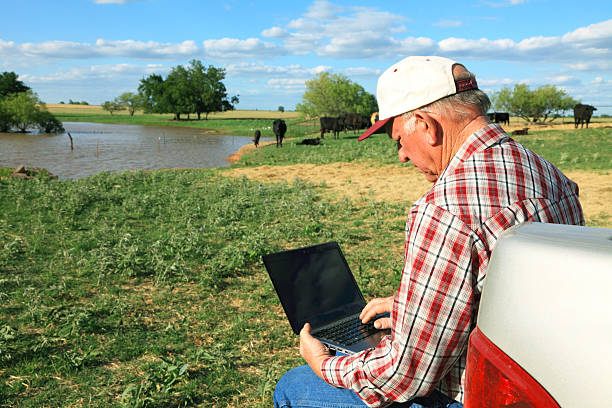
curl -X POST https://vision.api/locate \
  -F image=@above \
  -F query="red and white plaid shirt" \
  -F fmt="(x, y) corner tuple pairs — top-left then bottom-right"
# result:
(320, 123), (584, 406)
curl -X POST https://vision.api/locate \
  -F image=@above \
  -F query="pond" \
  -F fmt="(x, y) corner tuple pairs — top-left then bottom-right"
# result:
(0, 122), (269, 179)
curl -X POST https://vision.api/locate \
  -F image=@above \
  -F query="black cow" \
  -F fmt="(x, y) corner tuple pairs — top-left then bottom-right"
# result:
(298, 137), (321, 145)
(320, 116), (342, 139)
(253, 129), (261, 147)
(342, 113), (370, 134)
(512, 128), (529, 136)
(573, 104), (597, 128)
(488, 112), (510, 125)
(273, 119), (287, 147)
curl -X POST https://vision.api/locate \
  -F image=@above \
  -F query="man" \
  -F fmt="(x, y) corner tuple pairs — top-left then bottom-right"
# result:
(274, 56), (584, 407)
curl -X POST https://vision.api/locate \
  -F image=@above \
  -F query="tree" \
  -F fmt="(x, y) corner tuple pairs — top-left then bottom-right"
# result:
(0, 72), (30, 98)
(2, 91), (42, 132)
(138, 74), (171, 115)
(278, 106), (285, 112)
(296, 72), (378, 118)
(138, 60), (239, 121)
(0, 90), (63, 133)
(187, 60), (238, 120)
(36, 110), (65, 133)
(117, 92), (142, 116)
(491, 84), (577, 123)
(102, 100), (124, 115)
(0, 100), (14, 132)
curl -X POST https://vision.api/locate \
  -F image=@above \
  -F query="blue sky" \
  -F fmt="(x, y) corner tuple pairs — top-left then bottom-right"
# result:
(2, 0), (611, 114)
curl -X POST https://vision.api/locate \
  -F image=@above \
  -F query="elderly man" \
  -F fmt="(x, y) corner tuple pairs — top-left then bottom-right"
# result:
(273, 56), (584, 408)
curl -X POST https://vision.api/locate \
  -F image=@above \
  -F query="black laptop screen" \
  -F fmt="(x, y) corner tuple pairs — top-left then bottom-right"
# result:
(263, 242), (366, 334)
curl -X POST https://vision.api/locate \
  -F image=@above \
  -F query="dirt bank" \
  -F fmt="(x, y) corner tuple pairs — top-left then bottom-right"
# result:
(225, 163), (612, 227)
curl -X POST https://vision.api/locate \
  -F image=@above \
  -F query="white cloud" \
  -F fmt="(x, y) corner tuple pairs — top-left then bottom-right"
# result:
(225, 62), (331, 78)
(0, 39), (200, 60)
(343, 67), (382, 77)
(548, 75), (581, 85)
(479, 78), (514, 86)
(436, 20), (612, 64)
(279, 4), (407, 58)
(562, 19), (612, 49)
(267, 78), (307, 90)
(566, 61), (612, 71)
(203, 38), (284, 60)
(19, 63), (171, 83)
(261, 27), (288, 38)
(433, 20), (463, 28)
(320, 32), (395, 58)
(304, 0), (344, 20)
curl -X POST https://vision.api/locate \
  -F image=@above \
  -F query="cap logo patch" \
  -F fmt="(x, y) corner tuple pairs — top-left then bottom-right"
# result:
(455, 78), (478, 92)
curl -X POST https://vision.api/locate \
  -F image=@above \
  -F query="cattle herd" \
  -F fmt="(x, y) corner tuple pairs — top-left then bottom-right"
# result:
(252, 103), (599, 149)
(319, 113), (372, 139)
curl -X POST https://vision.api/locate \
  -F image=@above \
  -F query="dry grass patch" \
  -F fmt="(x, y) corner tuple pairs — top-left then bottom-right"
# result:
(226, 162), (431, 205)
(225, 164), (612, 228)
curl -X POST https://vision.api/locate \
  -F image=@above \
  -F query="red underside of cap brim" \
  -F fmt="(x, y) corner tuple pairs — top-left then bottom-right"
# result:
(358, 117), (392, 141)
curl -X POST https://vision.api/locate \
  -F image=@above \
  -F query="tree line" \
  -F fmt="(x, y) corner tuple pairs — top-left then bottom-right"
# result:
(103, 60), (239, 120)
(295, 72), (582, 126)
(0, 72), (64, 133)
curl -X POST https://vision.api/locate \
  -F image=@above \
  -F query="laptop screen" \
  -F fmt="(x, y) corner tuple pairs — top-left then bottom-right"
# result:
(263, 242), (366, 334)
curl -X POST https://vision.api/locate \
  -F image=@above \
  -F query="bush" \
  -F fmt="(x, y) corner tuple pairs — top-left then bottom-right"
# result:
(37, 110), (65, 133)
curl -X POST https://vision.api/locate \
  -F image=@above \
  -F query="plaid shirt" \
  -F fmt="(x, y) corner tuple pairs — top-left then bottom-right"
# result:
(320, 123), (584, 406)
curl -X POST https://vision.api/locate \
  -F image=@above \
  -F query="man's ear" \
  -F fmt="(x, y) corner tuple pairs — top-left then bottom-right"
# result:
(413, 110), (440, 146)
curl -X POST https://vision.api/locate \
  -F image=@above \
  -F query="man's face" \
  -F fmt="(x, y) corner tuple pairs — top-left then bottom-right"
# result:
(387, 115), (439, 182)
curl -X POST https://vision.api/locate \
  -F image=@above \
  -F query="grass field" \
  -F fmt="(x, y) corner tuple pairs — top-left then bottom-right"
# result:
(1, 122), (611, 406)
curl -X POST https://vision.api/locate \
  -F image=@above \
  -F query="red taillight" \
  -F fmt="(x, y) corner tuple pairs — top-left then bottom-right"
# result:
(465, 327), (560, 408)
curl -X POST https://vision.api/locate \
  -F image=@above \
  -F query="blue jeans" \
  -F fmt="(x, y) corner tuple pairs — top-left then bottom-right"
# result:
(273, 364), (463, 408)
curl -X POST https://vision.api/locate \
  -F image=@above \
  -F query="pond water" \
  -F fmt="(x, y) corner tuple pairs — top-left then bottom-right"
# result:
(0, 122), (270, 179)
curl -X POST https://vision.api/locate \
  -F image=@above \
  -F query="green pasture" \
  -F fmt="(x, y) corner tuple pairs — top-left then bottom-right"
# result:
(0, 170), (405, 407)
(238, 126), (612, 172)
(0, 126), (610, 407)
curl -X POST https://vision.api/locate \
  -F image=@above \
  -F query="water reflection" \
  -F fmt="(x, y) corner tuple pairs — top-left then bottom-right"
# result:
(0, 122), (270, 179)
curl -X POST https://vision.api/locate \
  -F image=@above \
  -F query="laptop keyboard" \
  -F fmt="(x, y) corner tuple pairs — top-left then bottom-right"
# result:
(316, 316), (379, 345)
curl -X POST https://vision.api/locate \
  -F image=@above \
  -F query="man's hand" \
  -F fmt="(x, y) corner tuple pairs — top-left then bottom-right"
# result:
(300, 323), (332, 379)
(360, 296), (393, 329)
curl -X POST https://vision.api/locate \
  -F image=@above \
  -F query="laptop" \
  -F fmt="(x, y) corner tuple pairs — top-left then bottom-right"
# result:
(262, 241), (390, 354)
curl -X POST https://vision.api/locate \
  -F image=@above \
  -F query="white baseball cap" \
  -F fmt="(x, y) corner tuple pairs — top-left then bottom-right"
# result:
(358, 56), (478, 141)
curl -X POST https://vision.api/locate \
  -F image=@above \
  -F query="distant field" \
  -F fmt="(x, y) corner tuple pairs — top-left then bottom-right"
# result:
(46, 104), (313, 137)
(46, 104), (302, 120)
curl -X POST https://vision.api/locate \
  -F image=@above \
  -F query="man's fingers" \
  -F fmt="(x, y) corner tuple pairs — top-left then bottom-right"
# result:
(373, 317), (392, 330)
(360, 296), (393, 323)
(300, 322), (312, 335)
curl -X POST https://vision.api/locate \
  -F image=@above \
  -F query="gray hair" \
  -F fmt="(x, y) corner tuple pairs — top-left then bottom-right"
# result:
(402, 65), (491, 132)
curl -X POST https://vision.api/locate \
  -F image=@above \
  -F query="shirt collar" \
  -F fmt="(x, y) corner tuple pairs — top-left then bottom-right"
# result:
(436, 123), (509, 182)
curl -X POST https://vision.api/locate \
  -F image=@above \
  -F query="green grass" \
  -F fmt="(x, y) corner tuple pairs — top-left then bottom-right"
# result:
(1, 125), (610, 407)
(237, 131), (401, 167)
(237, 126), (612, 172)
(0, 170), (405, 407)
(513, 127), (612, 171)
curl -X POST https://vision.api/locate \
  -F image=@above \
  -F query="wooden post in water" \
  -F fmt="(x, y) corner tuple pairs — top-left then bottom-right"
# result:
(96, 141), (99, 157)
(67, 132), (74, 151)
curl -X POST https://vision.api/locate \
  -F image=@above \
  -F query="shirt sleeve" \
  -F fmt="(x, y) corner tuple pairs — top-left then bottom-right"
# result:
(320, 203), (477, 407)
